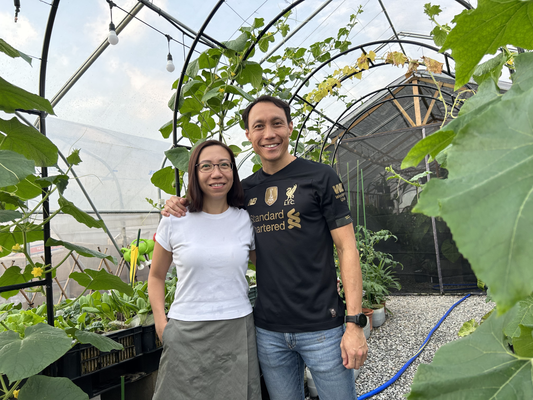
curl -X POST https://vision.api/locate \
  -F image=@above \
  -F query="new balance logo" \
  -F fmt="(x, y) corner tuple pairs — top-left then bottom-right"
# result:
(248, 198), (257, 206)
(332, 183), (344, 194)
(287, 208), (301, 229)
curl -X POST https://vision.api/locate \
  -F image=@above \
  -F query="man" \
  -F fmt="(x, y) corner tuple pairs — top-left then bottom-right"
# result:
(163, 95), (367, 400)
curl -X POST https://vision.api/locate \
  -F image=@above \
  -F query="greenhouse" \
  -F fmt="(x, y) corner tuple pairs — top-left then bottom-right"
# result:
(0, 0), (532, 399)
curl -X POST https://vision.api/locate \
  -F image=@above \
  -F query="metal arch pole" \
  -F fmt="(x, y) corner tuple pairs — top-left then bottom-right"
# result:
(260, 0), (332, 64)
(330, 94), (455, 165)
(455, 0), (473, 10)
(172, 0), (225, 196)
(39, 0), (61, 326)
(317, 81), (448, 163)
(290, 39), (455, 155)
(50, 2), (144, 107)
(377, 0), (407, 56)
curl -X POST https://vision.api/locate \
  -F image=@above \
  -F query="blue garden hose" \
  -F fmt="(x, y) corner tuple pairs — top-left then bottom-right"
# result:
(357, 294), (471, 399)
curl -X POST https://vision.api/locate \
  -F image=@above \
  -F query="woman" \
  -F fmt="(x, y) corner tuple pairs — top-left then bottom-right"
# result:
(148, 140), (260, 400)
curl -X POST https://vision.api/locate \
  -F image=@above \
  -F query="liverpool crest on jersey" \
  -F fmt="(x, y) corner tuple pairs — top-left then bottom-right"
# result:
(265, 186), (278, 206)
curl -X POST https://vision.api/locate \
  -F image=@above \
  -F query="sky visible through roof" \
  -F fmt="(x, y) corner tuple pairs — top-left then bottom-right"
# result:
(1, 1), (479, 146)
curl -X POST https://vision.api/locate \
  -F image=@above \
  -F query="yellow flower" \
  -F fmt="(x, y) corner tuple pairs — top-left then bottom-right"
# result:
(231, 72), (236, 76)
(218, 88), (225, 93)
(12, 243), (21, 252)
(31, 267), (44, 278)
(13, 389), (20, 398)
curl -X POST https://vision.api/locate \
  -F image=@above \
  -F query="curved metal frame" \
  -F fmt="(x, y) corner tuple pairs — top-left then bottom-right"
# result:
(317, 81), (460, 162)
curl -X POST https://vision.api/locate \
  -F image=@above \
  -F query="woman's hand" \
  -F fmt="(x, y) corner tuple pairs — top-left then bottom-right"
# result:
(161, 196), (189, 217)
(156, 318), (168, 342)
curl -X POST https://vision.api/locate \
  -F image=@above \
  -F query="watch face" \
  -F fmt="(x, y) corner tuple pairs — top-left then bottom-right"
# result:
(359, 314), (368, 327)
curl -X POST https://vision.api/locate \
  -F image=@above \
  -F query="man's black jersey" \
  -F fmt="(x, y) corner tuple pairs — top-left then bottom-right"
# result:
(242, 158), (353, 333)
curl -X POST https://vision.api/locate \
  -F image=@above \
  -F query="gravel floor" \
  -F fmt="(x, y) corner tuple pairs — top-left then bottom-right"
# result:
(352, 294), (494, 400)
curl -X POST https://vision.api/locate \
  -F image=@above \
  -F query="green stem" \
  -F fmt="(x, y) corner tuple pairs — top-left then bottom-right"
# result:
(45, 250), (74, 274)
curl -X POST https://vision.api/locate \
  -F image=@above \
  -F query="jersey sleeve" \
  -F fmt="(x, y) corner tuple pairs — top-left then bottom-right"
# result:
(315, 165), (353, 231)
(155, 216), (173, 252)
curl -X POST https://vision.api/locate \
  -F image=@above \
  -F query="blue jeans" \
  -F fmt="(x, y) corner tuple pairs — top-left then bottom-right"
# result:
(256, 325), (356, 400)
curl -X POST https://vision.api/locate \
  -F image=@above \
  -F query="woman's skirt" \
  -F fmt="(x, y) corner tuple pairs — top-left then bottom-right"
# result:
(153, 313), (261, 400)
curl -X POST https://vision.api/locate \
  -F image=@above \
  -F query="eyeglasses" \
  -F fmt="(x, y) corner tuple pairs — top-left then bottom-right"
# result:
(196, 162), (233, 173)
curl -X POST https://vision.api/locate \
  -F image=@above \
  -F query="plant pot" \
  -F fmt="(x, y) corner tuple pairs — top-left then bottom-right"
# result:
(354, 368), (360, 381)
(371, 304), (386, 328)
(363, 321), (370, 339)
(362, 308), (373, 331)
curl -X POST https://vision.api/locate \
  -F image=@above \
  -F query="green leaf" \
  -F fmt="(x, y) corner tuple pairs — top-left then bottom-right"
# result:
(198, 111), (216, 135)
(0, 150), (35, 187)
(441, 239), (461, 263)
(408, 311), (533, 399)
(46, 237), (117, 264)
(18, 375), (89, 400)
(236, 62), (263, 90)
(179, 97), (203, 115)
(401, 130), (455, 169)
(0, 38), (32, 65)
(0, 210), (22, 222)
(0, 266), (29, 300)
(222, 32), (249, 52)
(35, 174), (69, 194)
(198, 52), (219, 69)
(201, 87), (222, 103)
(457, 318), (479, 337)
(159, 120), (174, 139)
(473, 52), (507, 85)
(1, 174), (42, 201)
(413, 58), (533, 313)
(503, 296), (533, 338)
(185, 59), (199, 78)
(229, 145), (242, 157)
(150, 166), (176, 196)
(69, 269), (133, 296)
(513, 324), (533, 357)
(225, 84), (255, 101)
(58, 196), (105, 229)
(0, 76), (54, 115)
(0, 323), (72, 382)
(442, 0), (533, 89)
(165, 147), (190, 171)
(430, 25), (448, 47)
(0, 117), (58, 167)
(181, 121), (202, 141)
(0, 191), (26, 209)
(66, 149), (82, 166)
(74, 330), (124, 352)
(424, 3), (442, 18)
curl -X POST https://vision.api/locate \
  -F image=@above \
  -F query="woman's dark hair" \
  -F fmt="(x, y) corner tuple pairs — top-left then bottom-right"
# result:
(242, 95), (292, 130)
(186, 140), (244, 212)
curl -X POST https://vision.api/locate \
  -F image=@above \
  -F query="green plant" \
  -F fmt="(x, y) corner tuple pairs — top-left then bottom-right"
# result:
(402, 2), (533, 398)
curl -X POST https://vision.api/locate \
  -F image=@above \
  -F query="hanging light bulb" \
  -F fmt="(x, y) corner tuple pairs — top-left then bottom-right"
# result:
(107, 1), (119, 45)
(166, 54), (175, 72)
(165, 35), (175, 72)
(108, 22), (119, 45)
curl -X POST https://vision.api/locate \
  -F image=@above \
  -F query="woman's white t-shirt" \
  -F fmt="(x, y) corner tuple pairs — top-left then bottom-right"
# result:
(156, 206), (255, 321)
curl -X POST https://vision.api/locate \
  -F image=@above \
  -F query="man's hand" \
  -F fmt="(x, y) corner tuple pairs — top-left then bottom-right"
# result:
(340, 324), (368, 370)
(162, 196), (189, 217)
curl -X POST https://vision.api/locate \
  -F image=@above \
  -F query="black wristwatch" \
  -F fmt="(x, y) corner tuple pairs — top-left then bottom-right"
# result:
(345, 313), (367, 328)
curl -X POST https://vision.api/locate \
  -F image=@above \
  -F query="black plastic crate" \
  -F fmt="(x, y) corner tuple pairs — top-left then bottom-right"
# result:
(58, 326), (143, 379)
(141, 324), (163, 353)
(249, 285), (258, 307)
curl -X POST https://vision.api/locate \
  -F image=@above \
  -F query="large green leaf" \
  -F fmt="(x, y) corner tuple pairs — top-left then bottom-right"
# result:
(0, 76), (54, 115)
(0, 210), (22, 222)
(225, 84), (255, 101)
(413, 55), (533, 313)
(159, 120), (174, 139)
(408, 311), (533, 399)
(0, 150), (35, 187)
(0, 191), (26, 209)
(46, 237), (117, 264)
(236, 61), (263, 90)
(222, 32), (249, 52)
(504, 296), (533, 338)
(165, 147), (190, 171)
(0, 117), (58, 167)
(150, 166), (176, 196)
(0, 266), (31, 300)
(35, 174), (69, 194)
(181, 121), (202, 141)
(0, 323), (72, 382)
(57, 196), (105, 229)
(74, 330), (124, 352)
(179, 97), (203, 115)
(442, 0), (533, 89)
(0, 174), (42, 201)
(18, 375), (89, 400)
(0, 38), (32, 65)
(69, 269), (133, 296)
(514, 324), (533, 358)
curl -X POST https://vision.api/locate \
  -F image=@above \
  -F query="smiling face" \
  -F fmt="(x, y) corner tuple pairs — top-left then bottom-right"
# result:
(245, 101), (295, 174)
(196, 145), (234, 203)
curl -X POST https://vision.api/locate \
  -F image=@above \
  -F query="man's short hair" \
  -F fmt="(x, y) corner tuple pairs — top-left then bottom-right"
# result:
(242, 95), (292, 130)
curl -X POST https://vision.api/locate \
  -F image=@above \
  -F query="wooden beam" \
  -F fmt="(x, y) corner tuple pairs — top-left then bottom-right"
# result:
(422, 88), (441, 125)
(412, 80), (422, 126)
(393, 99), (416, 127)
